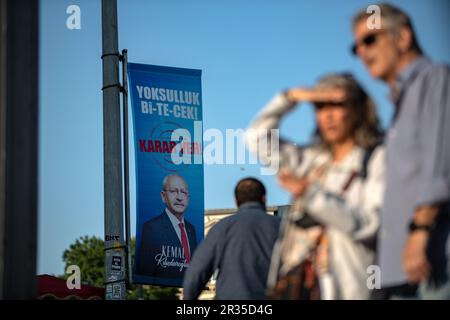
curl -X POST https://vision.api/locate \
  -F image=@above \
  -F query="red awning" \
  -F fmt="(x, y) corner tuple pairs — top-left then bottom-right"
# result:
(37, 274), (104, 300)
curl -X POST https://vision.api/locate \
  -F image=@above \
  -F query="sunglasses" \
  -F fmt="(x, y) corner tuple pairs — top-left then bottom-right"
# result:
(351, 31), (386, 56)
(314, 101), (347, 110)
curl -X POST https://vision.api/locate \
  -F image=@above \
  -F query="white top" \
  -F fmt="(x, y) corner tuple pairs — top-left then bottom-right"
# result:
(245, 93), (386, 299)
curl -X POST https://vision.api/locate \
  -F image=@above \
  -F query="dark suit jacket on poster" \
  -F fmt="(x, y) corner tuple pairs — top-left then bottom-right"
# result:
(136, 211), (198, 280)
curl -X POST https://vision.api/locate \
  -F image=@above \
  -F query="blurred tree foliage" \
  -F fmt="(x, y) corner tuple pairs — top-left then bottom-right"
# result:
(62, 236), (180, 299)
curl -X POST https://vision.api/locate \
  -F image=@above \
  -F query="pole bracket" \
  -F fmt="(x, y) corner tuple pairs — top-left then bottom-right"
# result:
(101, 52), (120, 59)
(104, 278), (127, 286)
(104, 245), (127, 252)
(101, 83), (121, 91)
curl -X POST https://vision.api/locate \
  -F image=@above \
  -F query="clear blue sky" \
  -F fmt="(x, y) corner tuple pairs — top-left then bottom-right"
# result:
(38, 0), (450, 275)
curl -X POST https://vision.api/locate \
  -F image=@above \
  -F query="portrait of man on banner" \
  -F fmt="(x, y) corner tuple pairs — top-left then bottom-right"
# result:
(135, 174), (198, 280)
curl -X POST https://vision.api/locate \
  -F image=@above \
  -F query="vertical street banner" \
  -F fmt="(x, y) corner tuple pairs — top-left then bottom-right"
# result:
(128, 63), (204, 287)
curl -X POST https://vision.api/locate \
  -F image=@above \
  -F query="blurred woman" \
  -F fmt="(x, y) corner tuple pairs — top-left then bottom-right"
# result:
(245, 73), (384, 299)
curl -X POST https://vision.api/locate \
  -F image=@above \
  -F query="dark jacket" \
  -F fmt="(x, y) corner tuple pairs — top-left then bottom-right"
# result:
(183, 202), (281, 300)
(135, 211), (197, 280)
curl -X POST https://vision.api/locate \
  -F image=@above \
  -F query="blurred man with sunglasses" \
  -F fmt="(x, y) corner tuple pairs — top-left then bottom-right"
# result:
(352, 3), (450, 299)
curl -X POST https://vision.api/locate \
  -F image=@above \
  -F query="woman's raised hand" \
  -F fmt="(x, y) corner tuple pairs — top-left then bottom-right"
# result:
(286, 87), (346, 104)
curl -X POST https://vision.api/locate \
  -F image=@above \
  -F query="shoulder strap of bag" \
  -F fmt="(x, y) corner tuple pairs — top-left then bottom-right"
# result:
(341, 142), (381, 194)
(360, 142), (380, 180)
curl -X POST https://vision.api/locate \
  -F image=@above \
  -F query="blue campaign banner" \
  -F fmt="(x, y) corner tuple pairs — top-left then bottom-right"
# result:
(128, 63), (204, 287)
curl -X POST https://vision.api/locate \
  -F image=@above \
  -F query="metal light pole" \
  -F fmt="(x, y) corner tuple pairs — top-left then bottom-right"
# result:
(101, 0), (126, 300)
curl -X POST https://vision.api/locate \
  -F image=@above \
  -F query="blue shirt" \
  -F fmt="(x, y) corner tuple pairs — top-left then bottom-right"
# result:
(182, 202), (281, 300)
(380, 57), (450, 286)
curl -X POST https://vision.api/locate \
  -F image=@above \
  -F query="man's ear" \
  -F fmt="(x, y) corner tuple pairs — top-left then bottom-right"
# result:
(160, 191), (167, 204)
(262, 195), (267, 205)
(397, 27), (413, 53)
